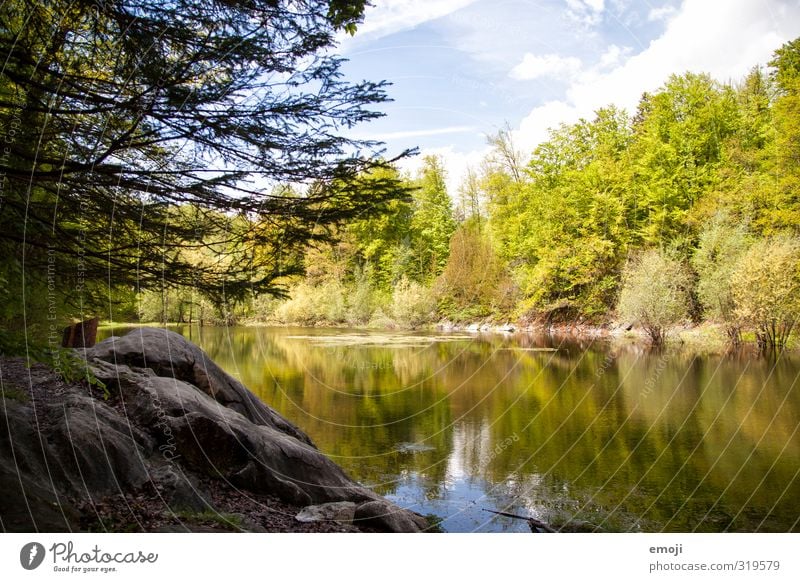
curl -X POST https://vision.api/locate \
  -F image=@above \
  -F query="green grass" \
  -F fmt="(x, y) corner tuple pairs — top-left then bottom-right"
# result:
(1, 385), (30, 403)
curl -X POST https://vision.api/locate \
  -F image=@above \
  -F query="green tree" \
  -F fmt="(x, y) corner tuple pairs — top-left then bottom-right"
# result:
(629, 73), (739, 246)
(0, 0), (407, 339)
(494, 107), (633, 317)
(409, 156), (456, 282)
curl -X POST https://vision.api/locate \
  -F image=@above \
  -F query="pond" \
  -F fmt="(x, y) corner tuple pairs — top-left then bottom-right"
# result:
(101, 325), (800, 532)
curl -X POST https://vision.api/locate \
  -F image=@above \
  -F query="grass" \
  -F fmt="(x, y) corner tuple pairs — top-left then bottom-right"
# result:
(1, 385), (30, 403)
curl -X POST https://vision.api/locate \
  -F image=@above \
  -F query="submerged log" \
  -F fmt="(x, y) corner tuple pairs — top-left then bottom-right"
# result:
(61, 317), (99, 348)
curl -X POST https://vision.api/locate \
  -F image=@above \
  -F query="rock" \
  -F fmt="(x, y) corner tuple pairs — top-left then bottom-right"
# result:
(394, 442), (435, 454)
(86, 328), (312, 446)
(88, 359), (375, 507)
(295, 501), (357, 524)
(466, 323), (480, 332)
(354, 500), (429, 533)
(84, 330), (406, 509)
(147, 465), (210, 512)
(44, 392), (154, 496)
(0, 399), (80, 532)
(498, 323), (516, 333)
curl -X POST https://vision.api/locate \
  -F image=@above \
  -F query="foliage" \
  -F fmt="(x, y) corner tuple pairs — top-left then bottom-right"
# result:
(490, 107), (632, 318)
(730, 235), (800, 350)
(437, 222), (515, 320)
(617, 249), (692, 345)
(273, 281), (347, 326)
(408, 156), (456, 282)
(0, 0), (408, 340)
(691, 215), (751, 343)
(390, 278), (436, 329)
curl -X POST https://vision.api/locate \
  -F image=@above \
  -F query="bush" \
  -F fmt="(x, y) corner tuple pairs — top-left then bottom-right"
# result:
(345, 266), (376, 326)
(692, 216), (750, 344)
(391, 277), (436, 328)
(730, 234), (800, 350)
(273, 281), (347, 325)
(617, 249), (692, 345)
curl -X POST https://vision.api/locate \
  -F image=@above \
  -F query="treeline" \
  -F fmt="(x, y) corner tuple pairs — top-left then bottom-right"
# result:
(117, 38), (800, 348)
(212, 37), (797, 348)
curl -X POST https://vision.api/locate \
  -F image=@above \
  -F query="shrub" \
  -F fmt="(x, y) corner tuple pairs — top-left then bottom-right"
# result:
(345, 266), (376, 326)
(273, 281), (347, 325)
(617, 249), (691, 345)
(730, 234), (800, 350)
(391, 277), (436, 328)
(692, 216), (751, 344)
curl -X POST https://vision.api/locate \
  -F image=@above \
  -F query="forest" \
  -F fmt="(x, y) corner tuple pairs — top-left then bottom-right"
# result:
(139, 38), (800, 350)
(1, 0), (799, 351)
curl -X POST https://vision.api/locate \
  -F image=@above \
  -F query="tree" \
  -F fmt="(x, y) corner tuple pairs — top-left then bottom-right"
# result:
(629, 73), (739, 246)
(493, 107), (633, 317)
(0, 0), (409, 336)
(409, 156), (456, 282)
(456, 167), (483, 223)
(691, 214), (751, 344)
(617, 249), (691, 345)
(437, 222), (514, 319)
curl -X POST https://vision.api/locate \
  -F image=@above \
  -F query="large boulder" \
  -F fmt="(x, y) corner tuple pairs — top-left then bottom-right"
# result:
(87, 328), (312, 445)
(0, 398), (80, 532)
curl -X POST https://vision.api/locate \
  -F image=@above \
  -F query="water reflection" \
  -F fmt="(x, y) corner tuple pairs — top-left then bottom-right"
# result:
(100, 326), (800, 532)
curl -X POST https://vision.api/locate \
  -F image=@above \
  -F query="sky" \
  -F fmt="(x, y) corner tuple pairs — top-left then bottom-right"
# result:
(336, 0), (800, 193)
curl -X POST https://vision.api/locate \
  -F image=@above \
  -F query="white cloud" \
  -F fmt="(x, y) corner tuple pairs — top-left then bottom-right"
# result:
(398, 145), (488, 199)
(566, 0), (606, 27)
(648, 5), (677, 22)
(512, 101), (581, 155)
(598, 44), (631, 69)
(509, 53), (583, 81)
(513, 0), (800, 155)
(350, 0), (479, 41)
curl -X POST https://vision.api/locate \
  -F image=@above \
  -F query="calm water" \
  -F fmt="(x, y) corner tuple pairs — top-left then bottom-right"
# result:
(101, 326), (800, 532)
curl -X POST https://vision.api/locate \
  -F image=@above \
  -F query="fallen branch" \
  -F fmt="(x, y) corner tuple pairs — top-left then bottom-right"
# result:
(483, 508), (557, 533)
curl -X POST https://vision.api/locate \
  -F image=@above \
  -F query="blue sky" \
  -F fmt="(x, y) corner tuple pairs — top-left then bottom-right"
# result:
(335, 0), (800, 191)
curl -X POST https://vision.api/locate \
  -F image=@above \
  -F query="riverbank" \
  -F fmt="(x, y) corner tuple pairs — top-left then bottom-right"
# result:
(0, 329), (432, 533)
(102, 318), (796, 355)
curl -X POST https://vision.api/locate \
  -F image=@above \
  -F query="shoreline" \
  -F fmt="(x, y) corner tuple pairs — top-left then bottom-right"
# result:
(99, 319), (795, 355)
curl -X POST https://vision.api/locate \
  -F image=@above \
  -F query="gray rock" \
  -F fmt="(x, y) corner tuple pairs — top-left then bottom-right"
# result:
(86, 331), (415, 512)
(0, 400), (80, 532)
(295, 501), (357, 524)
(147, 465), (210, 512)
(44, 393), (153, 496)
(87, 328), (312, 445)
(354, 500), (429, 533)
